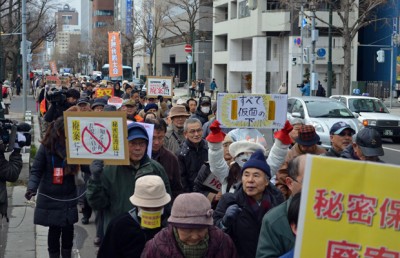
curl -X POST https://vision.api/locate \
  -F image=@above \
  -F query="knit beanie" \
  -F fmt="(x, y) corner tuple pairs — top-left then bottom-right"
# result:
(168, 193), (213, 229)
(241, 150), (271, 178)
(144, 103), (159, 112)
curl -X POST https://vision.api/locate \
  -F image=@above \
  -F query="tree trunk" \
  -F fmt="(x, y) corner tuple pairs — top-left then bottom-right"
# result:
(342, 37), (352, 95)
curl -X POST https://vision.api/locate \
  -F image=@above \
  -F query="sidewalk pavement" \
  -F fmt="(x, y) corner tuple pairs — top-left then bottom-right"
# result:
(4, 112), (97, 258)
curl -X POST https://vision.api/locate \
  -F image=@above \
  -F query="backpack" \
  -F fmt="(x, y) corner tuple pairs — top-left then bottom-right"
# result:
(2, 87), (8, 98)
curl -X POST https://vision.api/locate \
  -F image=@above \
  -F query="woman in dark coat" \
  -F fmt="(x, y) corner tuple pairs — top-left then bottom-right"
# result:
(114, 82), (124, 97)
(213, 150), (284, 258)
(25, 117), (79, 258)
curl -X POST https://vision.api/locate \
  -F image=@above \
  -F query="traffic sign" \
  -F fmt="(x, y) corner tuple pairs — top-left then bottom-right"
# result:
(184, 44), (192, 53)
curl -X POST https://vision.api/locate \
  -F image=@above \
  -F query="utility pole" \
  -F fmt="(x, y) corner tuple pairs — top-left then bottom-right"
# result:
(310, 6), (318, 95)
(22, 0), (28, 113)
(327, 3), (333, 97)
(191, 28), (195, 82)
(300, 5), (304, 84)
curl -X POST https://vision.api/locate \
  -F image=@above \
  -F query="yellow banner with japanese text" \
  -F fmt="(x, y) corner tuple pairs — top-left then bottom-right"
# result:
(108, 31), (122, 77)
(296, 156), (400, 257)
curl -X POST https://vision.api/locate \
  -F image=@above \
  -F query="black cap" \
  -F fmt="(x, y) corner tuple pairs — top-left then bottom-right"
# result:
(77, 97), (90, 105)
(330, 122), (355, 135)
(66, 89), (80, 99)
(356, 128), (384, 157)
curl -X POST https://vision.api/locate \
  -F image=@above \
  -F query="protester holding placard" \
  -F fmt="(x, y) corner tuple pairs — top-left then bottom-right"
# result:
(214, 150), (284, 258)
(25, 117), (79, 258)
(86, 122), (172, 235)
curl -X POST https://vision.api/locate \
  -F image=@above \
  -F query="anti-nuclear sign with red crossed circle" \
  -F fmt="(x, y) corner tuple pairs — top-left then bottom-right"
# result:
(81, 123), (111, 154)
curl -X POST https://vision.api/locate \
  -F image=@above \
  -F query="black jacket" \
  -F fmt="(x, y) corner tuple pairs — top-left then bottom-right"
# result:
(98, 208), (167, 258)
(28, 144), (78, 227)
(177, 139), (208, 193)
(0, 150), (22, 219)
(213, 183), (284, 258)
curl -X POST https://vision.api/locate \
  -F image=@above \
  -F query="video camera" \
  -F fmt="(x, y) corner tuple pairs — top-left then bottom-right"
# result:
(46, 88), (67, 104)
(0, 119), (32, 152)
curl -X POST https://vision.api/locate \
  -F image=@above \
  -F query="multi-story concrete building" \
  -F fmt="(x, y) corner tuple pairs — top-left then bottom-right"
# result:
(55, 4), (79, 32)
(155, 1), (213, 84)
(56, 25), (81, 55)
(212, 1), (358, 95)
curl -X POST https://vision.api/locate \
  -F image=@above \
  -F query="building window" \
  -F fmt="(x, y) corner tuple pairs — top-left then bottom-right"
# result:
(266, 37), (271, 60)
(273, 43), (278, 59)
(94, 10), (113, 16)
(95, 22), (108, 27)
(238, 1), (250, 18)
(266, 72), (271, 93)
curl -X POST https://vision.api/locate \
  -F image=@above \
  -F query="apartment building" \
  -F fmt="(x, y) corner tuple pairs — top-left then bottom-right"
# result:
(212, 0), (358, 95)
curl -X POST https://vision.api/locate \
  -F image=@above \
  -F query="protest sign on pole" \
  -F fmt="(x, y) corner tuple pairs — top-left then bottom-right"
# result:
(64, 111), (129, 165)
(295, 155), (400, 257)
(146, 76), (173, 98)
(45, 76), (60, 86)
(108, 31), (122, 78)
(216, 93), (287, 129)
(95, 88), (114, 98)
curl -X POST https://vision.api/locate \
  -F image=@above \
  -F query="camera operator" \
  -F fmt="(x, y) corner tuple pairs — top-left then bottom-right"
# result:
(0, 131), (27, 221)
(44, 88), (80, 122)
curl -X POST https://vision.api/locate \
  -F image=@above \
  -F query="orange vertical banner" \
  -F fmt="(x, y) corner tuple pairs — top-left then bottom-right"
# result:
(49, 61), (58, 75)
(108, 31), (123, 77)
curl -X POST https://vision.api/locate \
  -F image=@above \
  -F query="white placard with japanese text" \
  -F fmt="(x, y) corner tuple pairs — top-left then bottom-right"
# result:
(216, 93), (287, 129)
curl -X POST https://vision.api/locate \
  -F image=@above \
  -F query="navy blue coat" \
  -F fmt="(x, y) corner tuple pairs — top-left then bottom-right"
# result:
(28, 144), (78, 227)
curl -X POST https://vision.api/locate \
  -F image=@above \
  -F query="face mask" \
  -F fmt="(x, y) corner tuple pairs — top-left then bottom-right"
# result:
(235, 153), (252, 167)
(138, 208), (164, 229)
(201, 106), (210, 114)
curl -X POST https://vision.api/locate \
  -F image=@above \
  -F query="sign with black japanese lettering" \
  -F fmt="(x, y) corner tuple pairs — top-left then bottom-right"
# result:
(295, 155), (400, 257)
(216, 93), (287, 128)
(146, 76), (173, 98)
(64, 111), (129, 165)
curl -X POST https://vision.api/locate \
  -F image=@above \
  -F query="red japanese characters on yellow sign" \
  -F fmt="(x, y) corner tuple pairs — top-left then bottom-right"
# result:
(108, 32), (122, 77)
(95, 88), (114, 98)
(295, 156), (400, 257)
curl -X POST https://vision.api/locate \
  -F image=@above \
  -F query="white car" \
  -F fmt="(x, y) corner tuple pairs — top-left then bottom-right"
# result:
(287, 97), (359, 149)
(330, 95), (400, 143)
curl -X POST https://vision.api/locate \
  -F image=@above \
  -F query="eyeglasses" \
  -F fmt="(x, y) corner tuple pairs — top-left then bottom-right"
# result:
(337, 131), (354, 137)
(128, 140), (147, 148)
(187, 128), (203, 135)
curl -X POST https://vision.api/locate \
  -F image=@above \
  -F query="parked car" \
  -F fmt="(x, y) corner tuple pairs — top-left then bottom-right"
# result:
(330, 95), (400, 143)
(131, 78), (145, 91)
(287, 96), (360, 148)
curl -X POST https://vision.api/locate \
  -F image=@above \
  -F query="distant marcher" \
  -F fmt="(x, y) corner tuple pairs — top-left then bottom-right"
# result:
(278, 82), (287, 94)
(174, 75), (180, 88)
(142, 193), (239, 258)
(197, 79), (205, 97)
(210, 78), (217, 99)
(2, 80), (13, 114)
(15, 74), (22, 96)
(164, 105), (190, 155)
(300, 80), (310, 96)
(316, 81), (326, 97)
(190, 96), (212, 125)
(98, 175), (171, 258)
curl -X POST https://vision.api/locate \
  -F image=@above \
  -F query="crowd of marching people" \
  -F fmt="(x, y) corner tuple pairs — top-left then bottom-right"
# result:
(24, 74), (386, 258)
